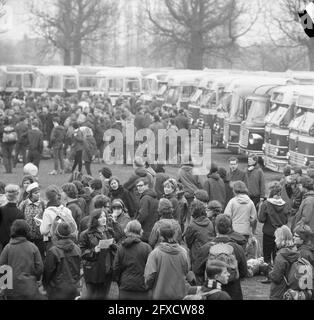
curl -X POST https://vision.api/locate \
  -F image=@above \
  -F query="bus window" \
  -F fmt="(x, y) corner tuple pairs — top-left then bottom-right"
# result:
(126, 78), (140, 92)
(182, 86), (194, 99)
(6, 74), (22, 88)
(79, 76), (97, 88)
(64, 76), (77, 90)
(23, 73), (34, 88)
(108, 78), (123, 92)
(48, 75), (61, 90)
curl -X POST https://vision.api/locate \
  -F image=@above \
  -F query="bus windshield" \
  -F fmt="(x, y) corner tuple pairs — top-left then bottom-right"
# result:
(265, 104), (289, 126)
(157, 84), (167, 96)
(190, 89), (203, 104)
(299, 111), (314, 133)
(289, 107), (306, 130)
(246, 100), (268, 124)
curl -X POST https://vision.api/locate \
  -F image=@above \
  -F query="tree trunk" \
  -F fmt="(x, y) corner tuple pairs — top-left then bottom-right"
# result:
(72, 40), (82, 65)
(187, 31), (204, 70)
(308, 39), (314, 71)
(63, 49), (71, 65)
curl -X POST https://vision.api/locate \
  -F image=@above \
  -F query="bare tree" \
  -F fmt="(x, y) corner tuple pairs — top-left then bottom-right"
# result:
(145, 0), (258, 69)
(30, 0), (119, 65)
(266, 0), (314, 70)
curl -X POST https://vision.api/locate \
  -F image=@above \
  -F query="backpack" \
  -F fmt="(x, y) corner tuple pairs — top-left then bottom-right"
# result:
(283, 257), (313, 300)
(208, 242), (239, 282)
(50, 205), (78, 241)
(2, 126), (18, 143)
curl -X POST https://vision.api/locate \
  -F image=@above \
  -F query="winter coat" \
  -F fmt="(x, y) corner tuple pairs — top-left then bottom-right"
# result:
(292, 191), (314, 232)
(204, 173), (226, 208)
(184, 216), (215, 268)
(193, 235), (247, 300)
(109, 185), (136, 218)
(245, 165), (265, 198)
(228, 168), (247, 185)
(164, 193), (180, 221)
(70, 129), (84, 155)
(223, 178), (234, 205)
(0, 237), (43, 299)
(115, 212), (131, 232)
(27, 128), (43, 153)
(0, 203), (24, 249)
(178, 166), (202, 193)
(298, 243), (314, 267)
(50, 125), (66, 148)
(113, 235), (151, 292)
(174, 114), (189, 130)
(224, 194), (257, 236)
(79, 228), (116, 284)
(281, 184), (302, 217)
(82, 135), (97, 162)
(149, 218), (182, 248)
(43, 238), (81, 300)
(269, 247), (300, 300)
(136, 189), (159, 242)
(15, 121), (28, 145)
(258, 198), (289, 236)
(144, 242), (189, 300)
(154, 173), (170, 200)
(66, 199), (82, 231)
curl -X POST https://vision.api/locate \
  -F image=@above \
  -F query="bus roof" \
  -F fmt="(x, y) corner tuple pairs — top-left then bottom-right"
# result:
(97, 67), (143, 78)
(295, 85), (314, 109)
(35, 66), (79, 76)
(74, 66), (108, 75)
(0, 65), (37, 72)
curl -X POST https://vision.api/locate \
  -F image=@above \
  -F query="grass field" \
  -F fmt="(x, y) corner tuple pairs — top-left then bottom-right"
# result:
(0, 158), (271, 300)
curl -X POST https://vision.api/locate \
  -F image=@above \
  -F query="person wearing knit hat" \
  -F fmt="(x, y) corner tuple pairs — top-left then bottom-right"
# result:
(20, 181), (45, 257)
(99, 167), (112, 196)
(23, 162), (39, 178)
(149, 198), (182, 249)
(111, 198), (131, 231)
(43, 222), (81, 300)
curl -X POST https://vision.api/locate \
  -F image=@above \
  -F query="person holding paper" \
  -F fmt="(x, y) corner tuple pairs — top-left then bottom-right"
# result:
(79, 209), (117, 300)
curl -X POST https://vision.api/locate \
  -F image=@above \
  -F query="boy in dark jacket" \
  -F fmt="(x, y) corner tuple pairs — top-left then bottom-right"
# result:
(27, 119), (44, 169)
(113, 220), (151, 300)
(258, 182), (289, 284)
(135, 177), (159, 243)
(43, 222), (81, 300)
(193, 214), (247, 300)
(49, 116), (66, 175)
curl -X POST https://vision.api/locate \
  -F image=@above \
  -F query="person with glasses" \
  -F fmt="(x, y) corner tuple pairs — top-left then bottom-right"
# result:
(135, 177), (159, 243)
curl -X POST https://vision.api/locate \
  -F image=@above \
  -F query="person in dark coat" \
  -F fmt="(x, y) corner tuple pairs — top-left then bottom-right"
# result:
(135, 177), (159, 243)
(49, 116), (66, 175)
(228, 157), (247, 187)
(177, 163), (202, 193)
(246, 154), (266, 208)
(269, 225), (299, 300)
(79, 209), (117, 300)
(13, 116), (29, 167)
(0, 219), (44, 300)
(113, 220), (152, 300)
(153, 164), (169, 200)
(82, 127), (97, 176)
(218, 167), (233, 206)
(294, 225), (314, 267)
(184, 199), (215, 272)
(204, 163), (226, 208)
(193, 214), (247, 300)
(43, 222), (81, 300)
(258, 182), (289, 283)
(61, 183), (82, 229)
(174, 109), (189, 130)
(0, 184), (24, 253)
(26, 119), (43, 169)
(163, 178), (180, 221)
(111, 199), (131, 232)
(109, 177), (136, 218)
(70, 122), (84, 173)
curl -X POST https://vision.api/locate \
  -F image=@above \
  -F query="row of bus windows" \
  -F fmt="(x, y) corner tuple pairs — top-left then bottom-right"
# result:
(0, 73), (34, 88)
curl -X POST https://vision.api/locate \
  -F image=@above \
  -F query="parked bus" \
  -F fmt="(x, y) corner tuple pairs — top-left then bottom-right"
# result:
(289, 87), (314, 169)
(92, 67), (143, 105)
(0, 65), (36, 93)
(75, 66), (107, 94)
(31, 66), (79, 96)
(263, 85), (314, 172)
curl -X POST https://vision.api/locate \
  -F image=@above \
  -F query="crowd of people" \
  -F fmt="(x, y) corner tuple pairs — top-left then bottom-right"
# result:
(0, 91), (314, 300)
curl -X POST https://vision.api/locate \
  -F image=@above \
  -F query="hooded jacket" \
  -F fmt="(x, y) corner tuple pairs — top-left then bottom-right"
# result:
(82, 135), (97, 162)
(144, 242), (189, 300)
(193, 235), (247, 300)
(298, 243), (314, 267)
(136, 189), (159, 242)
(246, 165), (265, 198)
(184, 216), (215, 268)
(50, 125), (66, 148)
(43, 238), (81, 300)
(228, 168), (247, 185)
(269, 247), (300, 300)
(113, 235), (151, 292)
(224, 194), (257, 236)
(258, 198), (289, 236)
(149, 218), (182, 249)
(178, 166), (202, 193)
(66, 199), (82, 230)
(204, 173), (226, 208)
(27, 128), (43, 153)
(0, 237), (43, 299)
(292, 191), (314, 232)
